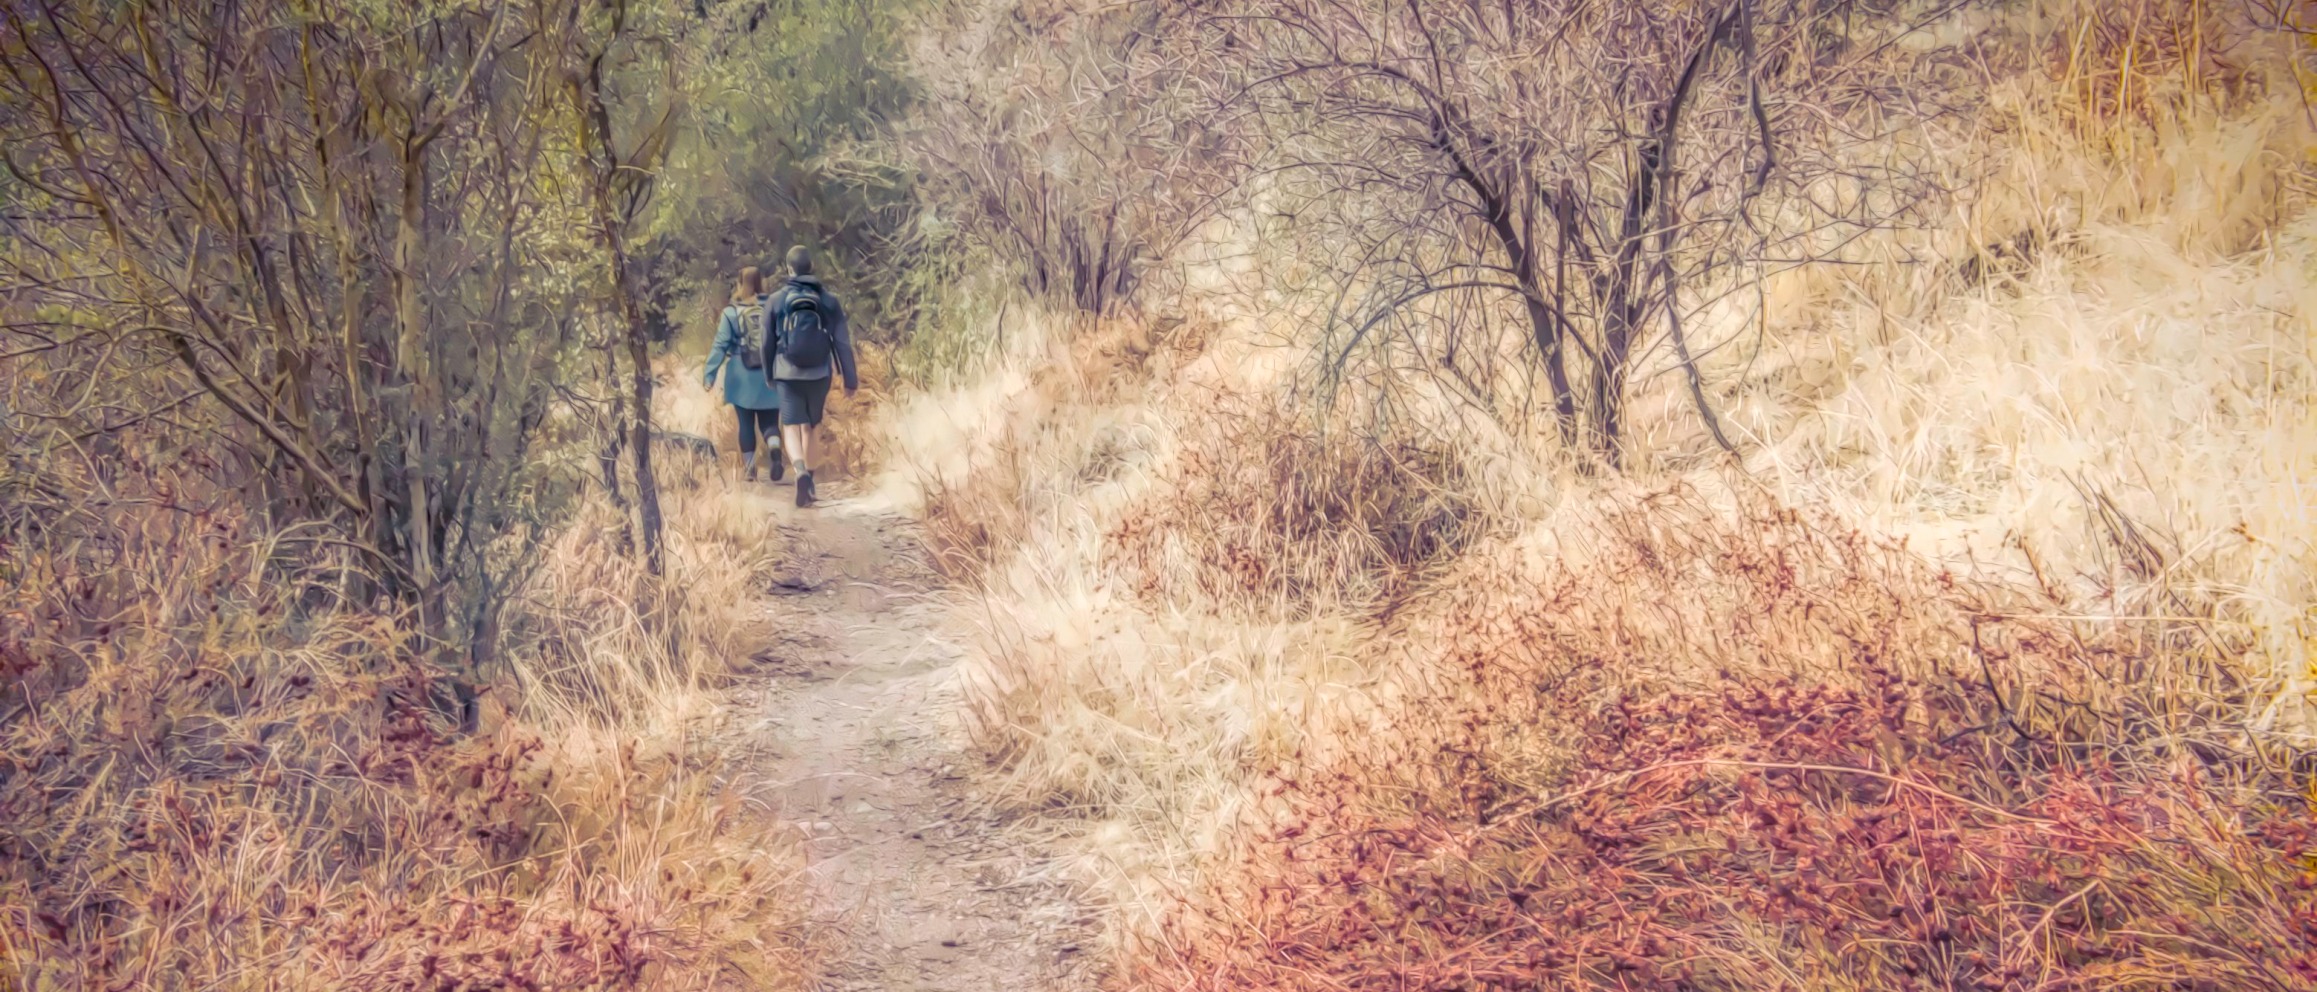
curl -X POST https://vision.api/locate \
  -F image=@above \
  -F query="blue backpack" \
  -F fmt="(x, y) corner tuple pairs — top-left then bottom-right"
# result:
(771, 284), (832, 369)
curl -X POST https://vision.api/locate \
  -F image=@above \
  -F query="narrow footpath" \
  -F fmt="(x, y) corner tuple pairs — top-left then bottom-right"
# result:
(710, 474), (1102, 991)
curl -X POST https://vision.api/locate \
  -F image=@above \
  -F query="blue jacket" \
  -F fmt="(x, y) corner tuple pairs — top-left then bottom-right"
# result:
(704, 297), (783, 410)
(761, 276), (858, 389)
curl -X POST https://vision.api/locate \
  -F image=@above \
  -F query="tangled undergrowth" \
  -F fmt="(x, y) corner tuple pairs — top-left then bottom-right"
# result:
(1139, 496), (2316, 990)
(891, 291), (2314, 992)
(0, 427), (804, 990)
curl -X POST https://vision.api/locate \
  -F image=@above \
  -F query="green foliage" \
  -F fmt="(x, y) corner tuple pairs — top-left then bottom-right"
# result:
(884, 231), (1008, 385)
(646, 0), (923, 345)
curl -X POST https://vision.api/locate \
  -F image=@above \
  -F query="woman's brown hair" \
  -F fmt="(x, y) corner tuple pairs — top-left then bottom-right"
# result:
(730, 265), (764, 304)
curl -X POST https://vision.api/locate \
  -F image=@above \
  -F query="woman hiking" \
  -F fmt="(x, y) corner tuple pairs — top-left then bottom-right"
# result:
(703, 265), (784, 481)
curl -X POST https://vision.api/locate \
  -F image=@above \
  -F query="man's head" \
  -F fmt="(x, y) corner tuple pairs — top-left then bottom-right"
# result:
(785, 246), (814, 277)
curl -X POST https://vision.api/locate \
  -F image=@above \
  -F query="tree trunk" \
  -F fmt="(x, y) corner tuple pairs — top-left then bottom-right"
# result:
(621, 274), (663, 579)
(302, 26), (386, 598)
(1594, 149), (1656, 468)
(576, 64), (664, 577)
(598, 335), (636, 559)
(1592, 8), (1737, 468)
(392, 131), (439, 620)
(1544, 181), (1581, 447)
(1429, 110), (1581, 448)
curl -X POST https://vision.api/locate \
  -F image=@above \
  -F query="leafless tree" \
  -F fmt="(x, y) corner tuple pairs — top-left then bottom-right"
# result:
(1163, 0), (1945, 464)
(905, 0), (1244, 313)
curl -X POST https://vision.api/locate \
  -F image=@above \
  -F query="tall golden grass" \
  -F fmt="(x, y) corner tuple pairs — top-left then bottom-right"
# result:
(1720, 9), (2317, 734)
(880, 0), (2317, 983)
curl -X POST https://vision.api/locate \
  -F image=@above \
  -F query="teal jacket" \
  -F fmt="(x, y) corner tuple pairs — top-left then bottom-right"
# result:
(704, 297), (782, 410)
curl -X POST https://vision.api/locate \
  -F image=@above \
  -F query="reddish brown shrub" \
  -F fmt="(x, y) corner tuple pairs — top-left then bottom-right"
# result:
(1138, 493), (2314, 991)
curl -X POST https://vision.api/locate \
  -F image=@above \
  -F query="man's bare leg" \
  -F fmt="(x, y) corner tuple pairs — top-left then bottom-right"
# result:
(780, 423), (815, 476)
(783, 422), (819, 505)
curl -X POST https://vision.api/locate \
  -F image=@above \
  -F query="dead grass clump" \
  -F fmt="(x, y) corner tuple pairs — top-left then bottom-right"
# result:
(307, 734), (793, 990)
(1141, 492), (2315, 991)
(1722, 9), (2317, 731)
(919, 439), (1035, 582)
(1107, 409), (1476, 618)
(1059, 312), (1212, 400)
(894, 311), (1199, 584)
(2051, 0), (2227, 136)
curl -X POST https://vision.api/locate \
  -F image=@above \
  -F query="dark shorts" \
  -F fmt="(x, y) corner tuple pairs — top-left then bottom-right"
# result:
(735, 406), (778, 453)
(777, 377), (831, 427)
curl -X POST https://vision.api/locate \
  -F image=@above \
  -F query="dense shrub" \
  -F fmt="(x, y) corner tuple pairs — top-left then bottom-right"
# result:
(1108, 409), (1476, 619)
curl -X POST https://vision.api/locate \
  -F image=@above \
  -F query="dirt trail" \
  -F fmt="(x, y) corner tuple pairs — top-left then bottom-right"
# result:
(711, 474), (1101, 991)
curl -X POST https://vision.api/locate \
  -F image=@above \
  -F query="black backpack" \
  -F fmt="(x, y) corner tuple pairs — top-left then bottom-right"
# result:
(731, 297), (768, 370)
(772, 284), (832, 368)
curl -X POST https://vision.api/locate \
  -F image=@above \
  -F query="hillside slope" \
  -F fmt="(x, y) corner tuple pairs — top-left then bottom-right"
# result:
(874, 1), (2317, 987)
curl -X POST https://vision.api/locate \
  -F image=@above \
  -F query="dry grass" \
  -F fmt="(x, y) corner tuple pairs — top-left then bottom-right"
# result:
(1105, 405), (1476, 619)
(880, 0), (2317, 984)
(1700, 7), (2317, 735)
(0, 367), (811, 990)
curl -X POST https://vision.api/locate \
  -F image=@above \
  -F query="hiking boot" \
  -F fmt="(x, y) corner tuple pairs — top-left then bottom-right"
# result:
(768, 453), (786, 482)
(795, 471), (815, 508)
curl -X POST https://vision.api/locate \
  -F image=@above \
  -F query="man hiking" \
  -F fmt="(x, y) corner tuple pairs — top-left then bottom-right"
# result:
(703, 265), (782, 481)
(759, 245), (857, 507)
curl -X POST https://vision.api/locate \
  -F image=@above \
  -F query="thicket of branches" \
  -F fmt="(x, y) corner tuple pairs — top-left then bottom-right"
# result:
(902, 0), (1242, 315)
(1170, 0), (1953, 462)
(907, 0), (1954, 463)
(0, 0), (704, 672)
(0, 0), (930, 660)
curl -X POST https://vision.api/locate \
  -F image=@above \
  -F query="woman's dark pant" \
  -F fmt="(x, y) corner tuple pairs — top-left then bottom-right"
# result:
(735, 406), (779, 453)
